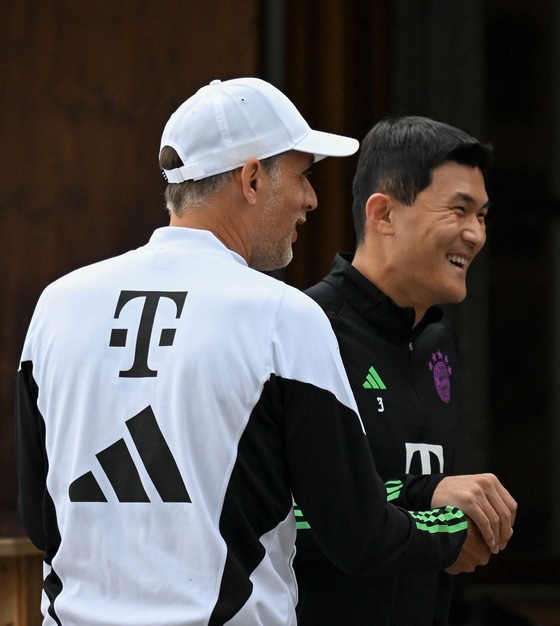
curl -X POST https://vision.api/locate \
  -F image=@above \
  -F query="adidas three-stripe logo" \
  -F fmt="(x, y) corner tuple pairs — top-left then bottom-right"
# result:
(69, 406), (191, 503)
(363, 366), (386, 390)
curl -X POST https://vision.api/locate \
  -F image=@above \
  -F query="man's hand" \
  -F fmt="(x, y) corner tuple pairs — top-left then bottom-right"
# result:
(432, 474), (516, 554)
(445, 516), (491, 575)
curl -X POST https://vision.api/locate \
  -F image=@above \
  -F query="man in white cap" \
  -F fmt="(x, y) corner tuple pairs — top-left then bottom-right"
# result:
(16, 78), (489, 626)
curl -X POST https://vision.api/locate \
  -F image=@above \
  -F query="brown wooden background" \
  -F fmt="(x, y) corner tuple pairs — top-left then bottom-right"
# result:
(0, 0), (262, 517)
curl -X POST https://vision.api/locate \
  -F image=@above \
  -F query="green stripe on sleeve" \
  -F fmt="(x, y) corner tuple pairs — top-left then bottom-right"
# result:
(293, 501), (311, 530)
(409, 507), (467, 534)
(386, 485), (402, 494)
(414, 520), (468, 534)
(385, 480), (403, 502)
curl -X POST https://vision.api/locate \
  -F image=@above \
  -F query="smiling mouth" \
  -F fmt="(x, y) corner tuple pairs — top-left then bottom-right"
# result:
(447, 254), (468, 268)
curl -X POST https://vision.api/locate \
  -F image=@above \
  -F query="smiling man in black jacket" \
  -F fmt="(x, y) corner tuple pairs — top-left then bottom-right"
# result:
(295, 116), (517, 626)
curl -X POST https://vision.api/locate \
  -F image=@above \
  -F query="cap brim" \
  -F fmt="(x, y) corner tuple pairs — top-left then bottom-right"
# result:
(293, 129), (359, 160)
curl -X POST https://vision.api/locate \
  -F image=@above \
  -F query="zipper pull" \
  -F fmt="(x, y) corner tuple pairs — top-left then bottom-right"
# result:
(409, 341), (413, 361)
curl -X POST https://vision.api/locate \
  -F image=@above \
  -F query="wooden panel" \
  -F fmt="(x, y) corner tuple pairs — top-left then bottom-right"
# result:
(284, 0), (392, 289)
(0, 0), (260, 510)
(0, 538), (42, 558)
(0, 539), (43, 626)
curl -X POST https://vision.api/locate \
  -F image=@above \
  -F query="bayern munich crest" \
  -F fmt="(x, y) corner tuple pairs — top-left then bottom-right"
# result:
(428, 351), (452, 403)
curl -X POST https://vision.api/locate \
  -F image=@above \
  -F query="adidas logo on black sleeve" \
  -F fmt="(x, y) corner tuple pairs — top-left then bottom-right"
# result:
(69, 406), (191, 503)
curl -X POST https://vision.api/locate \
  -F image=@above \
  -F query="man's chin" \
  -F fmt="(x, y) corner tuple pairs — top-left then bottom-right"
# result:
(442, 288), (468, 305)
(251, 249), (293, 272)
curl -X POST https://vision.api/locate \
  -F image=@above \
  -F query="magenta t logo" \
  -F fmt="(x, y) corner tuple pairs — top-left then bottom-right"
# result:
(428, 351), (452, 403)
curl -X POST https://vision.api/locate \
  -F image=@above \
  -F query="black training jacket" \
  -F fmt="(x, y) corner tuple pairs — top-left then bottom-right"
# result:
(295, 253), (461, 626)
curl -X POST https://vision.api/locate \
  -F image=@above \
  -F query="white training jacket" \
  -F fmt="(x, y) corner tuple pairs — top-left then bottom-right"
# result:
(16, 227), (466, 626)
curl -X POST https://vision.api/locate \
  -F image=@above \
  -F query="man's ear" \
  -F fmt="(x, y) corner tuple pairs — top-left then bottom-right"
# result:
(364, 193), (395, 236)
(237, 158), (264, 206)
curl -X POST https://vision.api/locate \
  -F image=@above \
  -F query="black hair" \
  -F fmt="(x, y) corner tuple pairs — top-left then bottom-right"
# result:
(351, 116), (493, 244)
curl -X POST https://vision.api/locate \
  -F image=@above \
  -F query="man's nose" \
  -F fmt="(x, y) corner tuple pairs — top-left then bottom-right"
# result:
(463, 215), (486, 250)
(304, 180), (318, 212)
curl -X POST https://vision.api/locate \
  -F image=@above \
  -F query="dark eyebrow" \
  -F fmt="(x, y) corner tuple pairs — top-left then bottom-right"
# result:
(450, 192), (491, 210)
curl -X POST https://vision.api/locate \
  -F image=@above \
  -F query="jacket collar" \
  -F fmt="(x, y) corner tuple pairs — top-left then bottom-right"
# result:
(323, 253), (443, 340)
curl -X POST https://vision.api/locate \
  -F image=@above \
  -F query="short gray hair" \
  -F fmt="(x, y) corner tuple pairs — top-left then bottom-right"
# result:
(159, 147), (285, 217)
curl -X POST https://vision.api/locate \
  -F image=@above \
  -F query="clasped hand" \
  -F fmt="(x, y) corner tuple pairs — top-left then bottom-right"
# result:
(431, 474), (517, 574)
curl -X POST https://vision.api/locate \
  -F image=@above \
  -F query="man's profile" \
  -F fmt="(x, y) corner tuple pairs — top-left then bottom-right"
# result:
(295, 116), (517, 626)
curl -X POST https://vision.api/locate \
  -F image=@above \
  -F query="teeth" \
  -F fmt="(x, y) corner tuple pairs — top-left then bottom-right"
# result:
(447, 255), (467, 267)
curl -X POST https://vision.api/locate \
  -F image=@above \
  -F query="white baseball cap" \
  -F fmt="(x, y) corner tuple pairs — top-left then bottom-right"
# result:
(160, 77), (359, 183)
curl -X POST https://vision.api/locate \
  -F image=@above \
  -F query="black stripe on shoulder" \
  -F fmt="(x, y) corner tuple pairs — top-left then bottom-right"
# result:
(209, 374), (292, 625)
(16, 360), (46, 547)
(16, 361), (64, 624)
